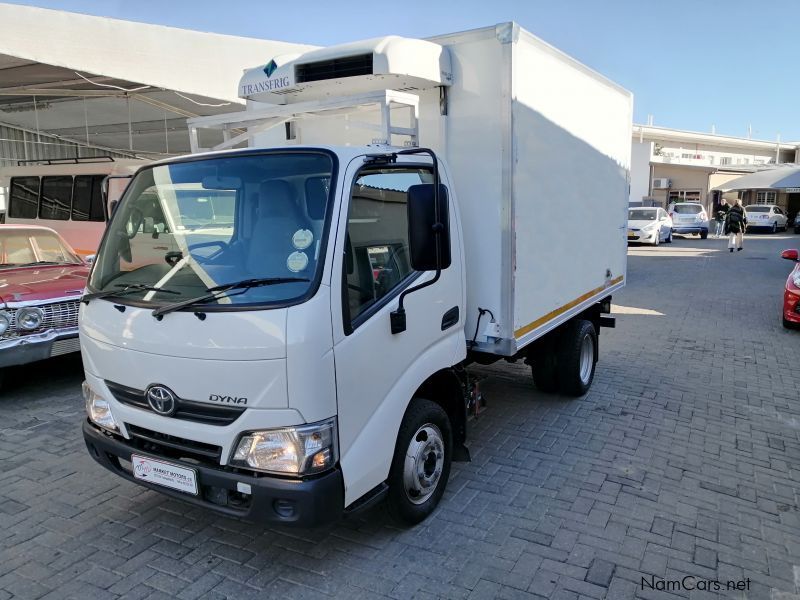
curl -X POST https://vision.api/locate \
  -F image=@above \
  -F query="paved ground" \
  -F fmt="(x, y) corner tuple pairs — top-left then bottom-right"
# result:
(1, 232), (799, 600)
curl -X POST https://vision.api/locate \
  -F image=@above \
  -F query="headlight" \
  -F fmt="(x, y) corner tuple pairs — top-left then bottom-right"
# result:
(16, 307), (44, 330)
(231, 419), (338, 475)
(0, 311), (9, 336)
(83, 381), (118, 432)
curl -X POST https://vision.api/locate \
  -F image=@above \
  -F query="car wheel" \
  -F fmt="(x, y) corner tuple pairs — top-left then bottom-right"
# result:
(653, 233), (660, 246)
(666, 231), (672, 243)
(700, 230), (708, 240)
(556, 320), (597, 397)
(386, 398), (452, 525)
(772, 222), (778, 234)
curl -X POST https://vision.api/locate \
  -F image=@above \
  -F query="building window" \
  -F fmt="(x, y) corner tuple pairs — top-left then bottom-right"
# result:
(719, 157), (732, 165)
(755, 191), (776, 205)
(668, 190), (702, 203)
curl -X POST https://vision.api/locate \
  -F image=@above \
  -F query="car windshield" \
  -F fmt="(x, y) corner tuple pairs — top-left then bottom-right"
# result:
(745, 206), (769, 212)
(0, 229), (83, 268)
(88, 151), (334, 308)
(628, 209), (657, 221)
(672, 204), (703, 214)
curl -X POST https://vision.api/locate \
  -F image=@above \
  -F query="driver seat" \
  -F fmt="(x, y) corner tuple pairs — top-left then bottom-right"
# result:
(246, 180), (310, 277)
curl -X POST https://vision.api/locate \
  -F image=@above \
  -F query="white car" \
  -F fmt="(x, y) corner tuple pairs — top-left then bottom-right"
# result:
(744, 205), (788, 233)
(627, 207), (673, 245)
(668, 202), (709, 239)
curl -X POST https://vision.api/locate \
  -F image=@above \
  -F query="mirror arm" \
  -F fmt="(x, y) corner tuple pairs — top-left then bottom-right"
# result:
(390, 147), (443, 335)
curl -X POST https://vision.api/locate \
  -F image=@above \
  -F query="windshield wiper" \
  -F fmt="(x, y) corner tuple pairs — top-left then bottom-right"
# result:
(151, 277), (309, 318)
(82, 283), (180, 304)
(15, 261), (64, 267)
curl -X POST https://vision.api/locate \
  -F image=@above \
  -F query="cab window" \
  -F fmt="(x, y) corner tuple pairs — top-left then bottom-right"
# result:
(344, 167), (433, 325)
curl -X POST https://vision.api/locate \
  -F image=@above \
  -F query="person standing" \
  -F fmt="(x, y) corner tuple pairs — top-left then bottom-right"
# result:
(715, 199), (729, 238)
(725, 199), (747, 252)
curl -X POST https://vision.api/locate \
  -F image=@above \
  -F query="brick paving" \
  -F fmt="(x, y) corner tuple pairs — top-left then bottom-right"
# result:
(1, 232), (799, 599)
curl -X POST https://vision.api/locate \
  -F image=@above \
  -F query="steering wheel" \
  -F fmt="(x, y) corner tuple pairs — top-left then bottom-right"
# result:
(188, 240), (229, 264)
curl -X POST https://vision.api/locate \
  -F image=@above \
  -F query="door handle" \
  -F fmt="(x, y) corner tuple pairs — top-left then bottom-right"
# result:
(441, 306), (459, 331)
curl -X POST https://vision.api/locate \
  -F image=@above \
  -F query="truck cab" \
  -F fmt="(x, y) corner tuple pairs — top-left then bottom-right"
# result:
(82, 146), (467, 525)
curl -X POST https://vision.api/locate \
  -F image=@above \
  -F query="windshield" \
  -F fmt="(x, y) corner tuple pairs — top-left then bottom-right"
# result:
(745, 206), (769, 212)
(673, 204), (703, 214)
(88, 152), (334, 308)
(0, 229), (82, 268)
(628, 209), (657, 221)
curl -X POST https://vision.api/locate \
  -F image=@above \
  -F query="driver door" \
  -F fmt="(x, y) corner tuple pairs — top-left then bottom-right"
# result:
(330, 158), (463, 504)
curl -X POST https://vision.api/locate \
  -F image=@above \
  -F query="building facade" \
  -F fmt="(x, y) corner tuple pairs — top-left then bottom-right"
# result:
(630, 125), (800, 215)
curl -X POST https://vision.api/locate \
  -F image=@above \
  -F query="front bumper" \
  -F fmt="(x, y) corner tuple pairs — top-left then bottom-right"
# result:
(784, 288), (800, 324)
(83, 420), (344, 527)
(627, 229), (658, 243)
(0, 328), (80, 368)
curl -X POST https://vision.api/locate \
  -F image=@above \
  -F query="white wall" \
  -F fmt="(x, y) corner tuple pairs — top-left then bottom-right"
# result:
(630, 140), (652, 202)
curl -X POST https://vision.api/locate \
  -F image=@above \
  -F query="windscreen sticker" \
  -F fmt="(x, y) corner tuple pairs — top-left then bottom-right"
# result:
(287, 251), (309, 273)
(292, 229), (314, 250)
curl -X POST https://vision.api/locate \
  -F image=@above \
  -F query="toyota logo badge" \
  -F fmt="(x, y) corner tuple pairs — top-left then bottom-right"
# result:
(146, 385), (177, 416)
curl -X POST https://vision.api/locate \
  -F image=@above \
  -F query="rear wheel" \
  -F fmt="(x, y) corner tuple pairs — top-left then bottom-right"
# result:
(556, 320), (598, 396)
(386, 399), (452, 524)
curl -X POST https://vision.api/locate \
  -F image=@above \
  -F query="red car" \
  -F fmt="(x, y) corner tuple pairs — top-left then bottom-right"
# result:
(781, 248), (800, 329)
(0, 225), (90, 368)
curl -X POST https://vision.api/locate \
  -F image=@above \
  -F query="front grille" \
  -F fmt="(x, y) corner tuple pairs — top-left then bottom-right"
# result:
(295, 53), (373, 83)
(126, 424), (222, 465)
(106, 381), (245, 426)
(5, 300), (80, 338)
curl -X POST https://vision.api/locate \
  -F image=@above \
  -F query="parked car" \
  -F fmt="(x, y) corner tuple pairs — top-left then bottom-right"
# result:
(0, 225), (89, 369)
(793, 212), (800, 234)
(627, 207), (672, 245)
(669, 202), (709, 239)
(781, 248), (800, 328)
(744, 205), (788, 233)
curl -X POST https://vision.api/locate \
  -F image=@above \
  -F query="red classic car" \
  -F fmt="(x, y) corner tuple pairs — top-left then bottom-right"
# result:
(0, 225), (89, 368)
(781, 248), (800, 329)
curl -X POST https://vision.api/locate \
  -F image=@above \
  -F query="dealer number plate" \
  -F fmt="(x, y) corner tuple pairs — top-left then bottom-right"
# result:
(132, 455), (198, 495)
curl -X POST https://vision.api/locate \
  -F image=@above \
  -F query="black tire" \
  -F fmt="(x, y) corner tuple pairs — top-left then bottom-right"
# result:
(386, 398), (452, 525)
(556, 320), (598, 397)
(772, 222), (777, 234)
(531, 351), (559, 393)
(795, 227), (800, 234)
(700, 231), (708, 240)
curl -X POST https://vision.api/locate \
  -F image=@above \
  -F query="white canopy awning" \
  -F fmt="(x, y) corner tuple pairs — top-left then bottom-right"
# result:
(0, 3), (315, 158)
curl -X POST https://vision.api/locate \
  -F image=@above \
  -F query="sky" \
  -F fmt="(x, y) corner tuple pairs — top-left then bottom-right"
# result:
(6, 0), (800, 140)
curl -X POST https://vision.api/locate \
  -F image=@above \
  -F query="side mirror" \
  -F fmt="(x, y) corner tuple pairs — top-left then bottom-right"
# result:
(780, 249), (799, 261)
(407, 183), (451, 272)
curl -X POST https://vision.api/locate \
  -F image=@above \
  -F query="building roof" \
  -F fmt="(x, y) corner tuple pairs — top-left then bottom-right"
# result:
(712, 164), (800, 191)
(633, 124), (797, 152)
(0, 3), (315, 157)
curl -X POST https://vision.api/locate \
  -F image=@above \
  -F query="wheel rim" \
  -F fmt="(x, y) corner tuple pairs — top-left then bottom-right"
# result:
(578, 333), (594, 385)
(403, 424), (445, 505)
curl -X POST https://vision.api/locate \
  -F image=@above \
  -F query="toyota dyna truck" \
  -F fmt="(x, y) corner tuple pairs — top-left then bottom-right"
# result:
(80, 23), (632, 526)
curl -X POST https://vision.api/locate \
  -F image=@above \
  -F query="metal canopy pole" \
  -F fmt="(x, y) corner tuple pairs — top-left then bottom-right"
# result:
(127, 95), (133, 150)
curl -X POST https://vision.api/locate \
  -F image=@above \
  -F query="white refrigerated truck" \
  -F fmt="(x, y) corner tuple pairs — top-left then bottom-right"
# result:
(81, 23), (631, 526)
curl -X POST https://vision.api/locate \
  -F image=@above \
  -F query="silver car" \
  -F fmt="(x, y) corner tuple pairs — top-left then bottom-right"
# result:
(744, 205), (788, 233)
(669, 202), (709, 239)
(627, 207), (673, 245)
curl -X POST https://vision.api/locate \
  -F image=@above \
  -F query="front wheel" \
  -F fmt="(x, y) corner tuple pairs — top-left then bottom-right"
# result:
(386, 399), (452, 524)
(772, 222), (778, 234)
(556, 320), (598, 396)
(700, 230), (708, 240)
